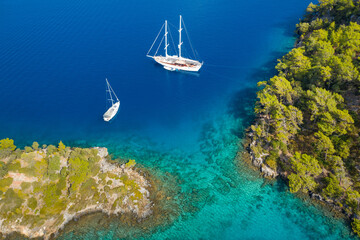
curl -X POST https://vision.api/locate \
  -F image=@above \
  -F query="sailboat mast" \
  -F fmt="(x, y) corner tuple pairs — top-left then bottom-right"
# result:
(106, 78), (114, 105)
(164, 20), (169, 57)
(178, 15), (183, 59)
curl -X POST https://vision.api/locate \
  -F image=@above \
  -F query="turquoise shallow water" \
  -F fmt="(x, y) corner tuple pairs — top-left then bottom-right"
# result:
(57, 111), (354, 240)
(0, 0), (357, 239)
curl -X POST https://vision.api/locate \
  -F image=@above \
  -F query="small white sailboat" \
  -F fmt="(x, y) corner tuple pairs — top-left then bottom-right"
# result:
(103, 78), (120, 122)
(146, 15), (203, 72)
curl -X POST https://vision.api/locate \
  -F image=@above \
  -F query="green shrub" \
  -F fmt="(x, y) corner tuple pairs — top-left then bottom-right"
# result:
(266, 159), (277, 170)
(40, 199), (67, 215)
(90, 164), (100, 176)
(0, 149), (12, 158)
(279, 141), (288, 154)
(0, 138), (16, 151)
(58, 141), (66, 152)
(57, 176), (67, 194)
(34, 159), (47, 176)
(68, 156), (90, 191)
(47, 145), (56, 155)
(322, 175), (343, 198)
(19, 166), (37, 177)
(111, 197), (122, 210)
(60, 167), (68, 177)
(13, 149), (22, 158)
(28, 197), (37, 210)
(48, 154), (61, 171)
(21, 182), (31, 191)
(352, 219), (360, 237)
(0, 177), (13, 191)
(0, 189), (24, 212)
(131, 189), (143, 201)
(32, 142), (39, 150)
(270, 140), (280, 149)
(7, 161), (21, 172)
(43, 183), (61, 206)
(268, 150), (279, 162)
(22, 152), (36, 163)
(0, 162), (8, 178)
(346, 190), (360, 211)
(125, 159), (136, 168)
(32, 182), (42, 193)
(25, 146), (32, 153)
(104, 185), (110, 192)
(49, 173), (59, 181)
(79, 178), (97, 199)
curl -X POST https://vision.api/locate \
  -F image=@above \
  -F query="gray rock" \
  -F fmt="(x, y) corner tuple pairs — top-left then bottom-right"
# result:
(311, 193), (324, 201)
(94, 147), (108, 158)
(253, 157), (263, 167)
(261, 164), (278, 178)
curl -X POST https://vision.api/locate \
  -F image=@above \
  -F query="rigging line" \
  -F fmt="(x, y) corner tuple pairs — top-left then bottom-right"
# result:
(168, 24), (178, 56)
(181, 18), (197, 60)
(168, 22), (192, 59)
(170, 22), (186, 56)
(168, 22), (182, 51)
(108, 82), (114, 104)
(168, 23), (180, 49)
(168, 22), (178, 31)
(109, 83), (119, 102)
(182, 47), (191, 59)
(147, 23), (165, 56)
(105, 80), (108, 109)
(195, 50), (201, 62)
(106, 81), (114, 106)
(154, 35), (165, 56)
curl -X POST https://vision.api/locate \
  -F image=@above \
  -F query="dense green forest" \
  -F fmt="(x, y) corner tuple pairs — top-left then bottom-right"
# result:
(248, 0), (360, 235)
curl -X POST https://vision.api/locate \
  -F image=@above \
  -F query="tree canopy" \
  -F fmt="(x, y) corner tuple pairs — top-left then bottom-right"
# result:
(248, 0), (360, 236)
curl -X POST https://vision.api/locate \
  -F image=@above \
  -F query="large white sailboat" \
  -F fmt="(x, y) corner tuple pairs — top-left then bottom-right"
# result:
(103, 78), (120, 122)
(146, 15), (203, 72)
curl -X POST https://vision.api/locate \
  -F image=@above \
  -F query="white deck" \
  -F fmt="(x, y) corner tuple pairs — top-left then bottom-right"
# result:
(103, 101), (120, 122)
(153, 56), (202, 72)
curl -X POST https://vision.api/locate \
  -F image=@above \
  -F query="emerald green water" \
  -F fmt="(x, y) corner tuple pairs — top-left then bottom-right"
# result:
(56, 106), (355, 239)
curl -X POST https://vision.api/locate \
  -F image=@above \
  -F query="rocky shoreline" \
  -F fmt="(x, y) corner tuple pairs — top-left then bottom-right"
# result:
(0, 145), (153, 239)
(242, 133), (353, 221)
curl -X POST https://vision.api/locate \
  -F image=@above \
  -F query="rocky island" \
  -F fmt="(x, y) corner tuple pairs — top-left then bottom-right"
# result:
(244, 0), (360, 236)
(0, 138), (152, 239)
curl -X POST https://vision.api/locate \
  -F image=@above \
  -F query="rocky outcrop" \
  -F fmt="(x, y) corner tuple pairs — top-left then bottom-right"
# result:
(0, 147), (153, 240)
(260, 164), (279, 178)
(248, 138), (277, 178)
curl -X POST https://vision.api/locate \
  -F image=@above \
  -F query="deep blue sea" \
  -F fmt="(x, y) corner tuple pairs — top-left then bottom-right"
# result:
(0, 0), (357, 239)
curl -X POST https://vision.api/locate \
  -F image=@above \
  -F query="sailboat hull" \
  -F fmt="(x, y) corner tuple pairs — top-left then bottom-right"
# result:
(103, 101), (120, 122)
(153, 56), (202, 72)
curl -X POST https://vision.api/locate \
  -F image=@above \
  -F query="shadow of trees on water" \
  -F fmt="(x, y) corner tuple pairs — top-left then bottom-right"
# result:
(226, 49), (290, 138)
